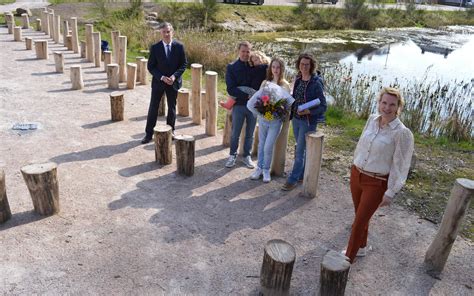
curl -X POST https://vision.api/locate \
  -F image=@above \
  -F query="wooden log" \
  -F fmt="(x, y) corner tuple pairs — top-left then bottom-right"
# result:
(34, 40), (48, 59)
(80, 40), (86, 58)
(110, 91), (124, 121)
(85, 24), (94, 62)
(70, 17), (79, 53)
(13, 26), (22, 42)
(135, 56), (144, 82)
(138, 59), (148, 85)
(126, 63), (137, 89)
(65, 35), (72, 51)
(0, 170), (12, 224)
(320, 250), (351, 296)
(21, 13), (29, 29)
(44, 11), (50, 36)
(5, 13), (13, 34)
(175, 135), (195, 176)
(159, 94), (167, 117)
(252, 124), (259, 157)
(222, 111), (232, 147)
(260, 239), (296, 296)
(118, 36), (127, 82)
(191, 63), (202, 125)
(53, 15), (60, 43)
(36, 18), (41, 31)
(153, 125), (173, 165)
(48, 12), (54, 38)
(205, 71), (218, 136)
(25, 37), (33, 50)
(111, 30), (120, 63)
(70, 65), (84, 90)
(271, 120), (290, 177)
(303, 131), (324, 198)
(103, 51), (112, 72)
(107, 63), (119, 90)
(53, 51), (64, 73)
(201, 89), (207, 120)
(21, 162), (59, 216)
(62, 19), (69, 46)
(424, 178), (473, 277)
(92, 31), (101, 67)
(177, 88), (190, 117)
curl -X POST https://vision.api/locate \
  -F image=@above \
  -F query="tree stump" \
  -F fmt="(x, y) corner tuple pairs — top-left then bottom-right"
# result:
(53, 51), (64, 73)
(175, 135), (195, 176)
(80, 40), (86, 58)
(103, 50), (112, 72)
(424, 178), (474, 277)
(138, 59), (148, 85)
(43, 10), (50, 36)
(13, 26), (22, 42)
(35, 40), (48, 59)
(85, 24), (94, 62)
(191, 63), (202, 125)
(126, 63), (137, 89)
(92, 31), (101, 67)
(159, 94), (167, 117)
(177, 88), (190, 117)
(222, 110), (232, 147)
(5, 13), (13, 34)
(0, 170), (12, 224)
(107, 63), (119, 90)
(25, 37), (33, 50)
(53, 14), (60, 43)
(111, 30), (120, 63)
(65, 35), (72, 51)
(21, 13), (29, 29)
(118, 36), (127, 82)
(260, 239), (296, 296)
(70, 65), (83, 90)
(320, 250), (351, 296)
(303, 131), (324, 198)
(21, 162), (59, 216)
(36, 18), (41, 31)
(48, 12), (54, 39)
(271, 119), (290, 177)
(70, 17), (79, 53)
(62, 19), (69, 46)
(153, 125), (173, 165)
(110, 91), (124, 121)
(201, 89), (207, 120)
(205, 71), (218, 136)
(135, 56), (145, 82)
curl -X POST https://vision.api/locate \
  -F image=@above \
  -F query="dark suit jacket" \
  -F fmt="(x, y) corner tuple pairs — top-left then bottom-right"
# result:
(147, 40), (187, 91)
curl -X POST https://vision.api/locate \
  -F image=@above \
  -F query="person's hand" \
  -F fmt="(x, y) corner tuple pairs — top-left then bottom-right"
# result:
(170, 75), (176, 83)
(297, 109), (310, 116)
(163, 76), (173, 85)
(379, 195), (392, 207)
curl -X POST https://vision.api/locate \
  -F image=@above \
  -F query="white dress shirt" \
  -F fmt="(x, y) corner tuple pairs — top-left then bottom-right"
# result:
(353, 114), (414, 198)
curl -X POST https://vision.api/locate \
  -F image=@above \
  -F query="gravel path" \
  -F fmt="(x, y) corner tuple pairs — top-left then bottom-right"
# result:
(0, 25), (473, 295)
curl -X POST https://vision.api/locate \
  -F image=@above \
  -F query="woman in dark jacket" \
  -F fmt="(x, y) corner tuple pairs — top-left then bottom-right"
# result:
(282, 53), (327, 191)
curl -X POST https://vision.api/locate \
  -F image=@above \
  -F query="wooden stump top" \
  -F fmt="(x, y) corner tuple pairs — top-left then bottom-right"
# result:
(127, 62), (137, 67)
(21, 162), (57, 175)
(70, 64), (81, 69)
(110, 91), (124, 98)
(35, 39), (48, 43)
(191, 63), (203, 69)
(457, 178), (474, 190)
(153, 125), (172, 133)
(178, 88), (189, 93)
(205, 71), (218, 76)
(322, 250), (351, 271)
(307, 131), (324, 140)
(107, 63), (119, 67)
(265, 239), (296, 264)
(174, 135), (194, 142)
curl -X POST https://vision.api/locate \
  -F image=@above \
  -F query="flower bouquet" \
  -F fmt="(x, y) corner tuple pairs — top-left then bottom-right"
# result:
(251, 82), (294, 122)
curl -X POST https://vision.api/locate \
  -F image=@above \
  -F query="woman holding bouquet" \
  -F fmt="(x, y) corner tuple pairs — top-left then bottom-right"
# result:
(282, 53), (327, 191)
(247, 57), (294, 183)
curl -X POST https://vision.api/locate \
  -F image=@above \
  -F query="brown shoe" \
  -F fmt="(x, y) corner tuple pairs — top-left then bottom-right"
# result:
(281, 182), (297, 191)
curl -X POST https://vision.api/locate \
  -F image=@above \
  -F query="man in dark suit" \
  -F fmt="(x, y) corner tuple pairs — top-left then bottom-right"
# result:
(142, 22), (187, 144)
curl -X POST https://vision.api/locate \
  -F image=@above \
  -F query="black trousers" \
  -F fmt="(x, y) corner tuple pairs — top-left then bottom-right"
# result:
(145, 84), (177, 137)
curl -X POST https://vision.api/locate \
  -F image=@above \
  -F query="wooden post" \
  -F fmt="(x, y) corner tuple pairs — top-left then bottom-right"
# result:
(62, 19), (69, 46)
(177, 88), (190, 117)
(36, 18), (41, 31)
(48, 12), (54, 38)
(65, 35), (72, 51)
(110, 91), (124, 121)
(92, 32), (101, 67)
(107, 63), (119, 90)
(21, 162), (59, 216)
(320, 250), (351, 296)
(191, 63), (202, 125)
(303, 131), (324, 198)
(201, 90), (207, 120)
(70, 65), (84, 90)
(118, 36), (127, 82)
(13, 26), (22, 42)
(138, 59), (148, 85)
(35, 40), (48, 59)
(135, 56), (144, 82)
(222, 111), (232, 147)
(0, 170), (12, 224)
(271, 120), (290, 177)
(43, 11), (50, 36)
(80, 40), (86, 58)
(252, 124), (259, 157)
(21, 13), (29, 29)
(175, 135), (195, 176)
(111, 30), (120, 63)
(424, 178), (473, 277)
(85, 24), (94, 62)
(159, 94), (167, 117)
(260, 239), (296, 296)
(5, 13), (13, 34)
(25, 37), (33, 50)
(54, 15), (60, 43)
(153, 125), (173, 165)
(126, 63), (137, 89)
(103, 51), (112, 72)
(53, 51), (64, 73)
(70, 17), (79, 53)
(205, 71), (218, 136)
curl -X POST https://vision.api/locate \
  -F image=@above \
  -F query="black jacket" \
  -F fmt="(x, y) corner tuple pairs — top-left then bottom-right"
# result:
(147, 40), (187, 91)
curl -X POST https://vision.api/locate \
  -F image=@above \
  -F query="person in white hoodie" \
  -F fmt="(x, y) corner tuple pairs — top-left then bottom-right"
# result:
(247, 57), (294, 183)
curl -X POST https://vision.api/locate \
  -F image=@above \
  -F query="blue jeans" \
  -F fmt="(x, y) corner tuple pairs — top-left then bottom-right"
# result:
(230, 105), (257, 157)
(257, 118), (282, 170)
(287, 118), (317, 184)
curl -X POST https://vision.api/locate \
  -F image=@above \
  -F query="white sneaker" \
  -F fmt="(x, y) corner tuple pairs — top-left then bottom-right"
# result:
(250, 168), (263, 180)
(225, 155), (237, 168)
(341, 247), (367, 257)
(242, 155), (255, 169)
(263, 170), (271, 183)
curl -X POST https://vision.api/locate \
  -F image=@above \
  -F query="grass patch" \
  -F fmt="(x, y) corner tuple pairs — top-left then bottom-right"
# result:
(0, 0), (15, 5)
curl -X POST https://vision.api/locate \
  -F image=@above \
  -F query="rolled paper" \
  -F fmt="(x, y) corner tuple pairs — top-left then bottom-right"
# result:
(297, 98), (321, 112)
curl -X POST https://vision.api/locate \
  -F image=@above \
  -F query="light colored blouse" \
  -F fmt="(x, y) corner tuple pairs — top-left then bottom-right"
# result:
(353, 114), (414, 199)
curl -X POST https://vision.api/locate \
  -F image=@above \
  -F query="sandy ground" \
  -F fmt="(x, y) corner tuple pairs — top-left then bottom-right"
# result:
(0, 25), (473, 295)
